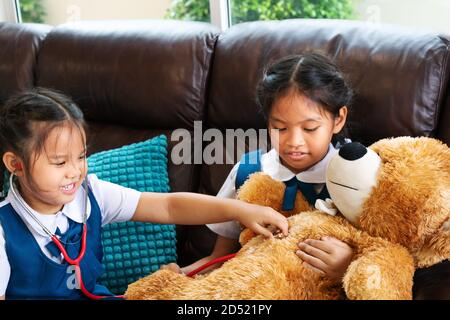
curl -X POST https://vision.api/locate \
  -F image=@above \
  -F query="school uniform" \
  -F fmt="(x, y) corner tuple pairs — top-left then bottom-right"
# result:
(208, 143), (339, 239)
(0, 174), (141, 299)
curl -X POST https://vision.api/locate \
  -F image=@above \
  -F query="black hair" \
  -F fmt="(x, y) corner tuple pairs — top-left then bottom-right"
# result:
(256, 52), (353, 143)
(0, 87), (86, 194)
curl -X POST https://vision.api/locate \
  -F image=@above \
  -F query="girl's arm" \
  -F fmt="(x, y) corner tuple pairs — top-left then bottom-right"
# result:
(0, 295), (4, 300)
(132, 192), (288, 238)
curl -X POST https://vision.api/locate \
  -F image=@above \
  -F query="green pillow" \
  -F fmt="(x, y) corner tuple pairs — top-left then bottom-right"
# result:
(87, 135), (177, 295)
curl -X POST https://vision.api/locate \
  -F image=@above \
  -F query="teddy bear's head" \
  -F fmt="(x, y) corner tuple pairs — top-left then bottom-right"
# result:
(326, 137), (450, 268)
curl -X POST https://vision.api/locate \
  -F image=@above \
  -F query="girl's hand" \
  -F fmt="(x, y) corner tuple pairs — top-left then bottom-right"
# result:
(296, 236), (354, 284)
(160, 263), (184, 274)
(235, 202), (289, 238)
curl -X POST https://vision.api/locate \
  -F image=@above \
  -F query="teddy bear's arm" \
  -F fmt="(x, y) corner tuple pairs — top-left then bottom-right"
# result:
(343, 244), (415, 300)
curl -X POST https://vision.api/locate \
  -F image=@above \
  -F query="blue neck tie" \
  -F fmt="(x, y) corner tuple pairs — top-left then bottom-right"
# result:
(282, 177), (330, 211)
(45, 219), (83, 260)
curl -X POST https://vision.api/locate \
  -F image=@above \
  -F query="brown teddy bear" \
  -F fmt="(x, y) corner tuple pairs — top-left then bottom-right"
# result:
(124, 137), (449, 300)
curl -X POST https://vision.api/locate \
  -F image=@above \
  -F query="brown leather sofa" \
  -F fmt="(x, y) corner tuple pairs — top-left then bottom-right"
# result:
(1, 19), (449, 299)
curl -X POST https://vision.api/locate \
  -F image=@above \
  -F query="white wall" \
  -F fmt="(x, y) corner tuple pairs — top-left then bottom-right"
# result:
(354, 0), (450, 34)
(41, 0), (172, 25)
(0, 0), (19, 22)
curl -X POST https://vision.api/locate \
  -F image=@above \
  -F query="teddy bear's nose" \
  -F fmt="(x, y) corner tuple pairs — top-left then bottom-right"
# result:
(339, 142), (368, 161)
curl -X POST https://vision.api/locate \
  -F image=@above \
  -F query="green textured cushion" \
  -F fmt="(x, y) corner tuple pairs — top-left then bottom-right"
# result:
(87, 135), (177, 295)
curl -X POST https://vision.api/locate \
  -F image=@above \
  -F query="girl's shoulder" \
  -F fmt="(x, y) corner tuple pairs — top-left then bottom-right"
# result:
(234, 149), (278, 171)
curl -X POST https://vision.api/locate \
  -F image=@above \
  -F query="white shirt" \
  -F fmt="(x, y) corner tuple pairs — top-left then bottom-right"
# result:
(0, 173), (141, 296)
(207, 144), (338, 239)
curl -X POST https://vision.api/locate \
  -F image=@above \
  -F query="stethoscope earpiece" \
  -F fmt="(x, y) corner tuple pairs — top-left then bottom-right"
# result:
(12, 159), (23, 172)
(14, 162), (22, 171)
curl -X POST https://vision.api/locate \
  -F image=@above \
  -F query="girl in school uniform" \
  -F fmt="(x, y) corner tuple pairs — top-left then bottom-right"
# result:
(177, 52), (356, 285)
(0, 88), (288, 300)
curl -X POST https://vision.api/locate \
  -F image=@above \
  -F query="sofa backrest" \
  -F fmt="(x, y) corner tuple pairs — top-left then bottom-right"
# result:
(0, 22), (51, 104)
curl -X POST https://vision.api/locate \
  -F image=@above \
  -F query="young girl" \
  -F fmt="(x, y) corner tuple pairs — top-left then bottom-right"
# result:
(0, 88), (288, 300)
(177, 52), (355, 284)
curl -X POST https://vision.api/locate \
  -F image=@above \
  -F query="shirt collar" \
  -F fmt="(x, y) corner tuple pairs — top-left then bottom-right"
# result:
(6, 183), (91, 237)
(262, 149), (296, 182)
(262, 144), (338, 184)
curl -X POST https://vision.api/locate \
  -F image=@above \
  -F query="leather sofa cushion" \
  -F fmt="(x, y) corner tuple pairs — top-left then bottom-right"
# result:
(36, 20), (220, 130)
(0, 22), (50, 103)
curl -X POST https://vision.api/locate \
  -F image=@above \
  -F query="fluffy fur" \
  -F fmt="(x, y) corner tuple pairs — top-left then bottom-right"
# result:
(125, 137), (449, 300)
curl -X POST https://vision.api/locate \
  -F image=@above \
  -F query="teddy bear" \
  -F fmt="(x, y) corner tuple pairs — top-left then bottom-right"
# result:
(124, 137), (450, 300)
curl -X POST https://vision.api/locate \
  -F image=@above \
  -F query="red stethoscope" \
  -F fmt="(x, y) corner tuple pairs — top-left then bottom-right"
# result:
(9, 173), (123, 300)
(186, 253), (237, 277)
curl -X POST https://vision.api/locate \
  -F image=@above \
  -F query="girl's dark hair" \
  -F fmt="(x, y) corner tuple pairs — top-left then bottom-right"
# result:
(256, 52), (353, 141)
(0, 87), (86, 192)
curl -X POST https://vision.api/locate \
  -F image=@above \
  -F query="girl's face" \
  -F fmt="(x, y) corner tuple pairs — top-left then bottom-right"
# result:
(268, 89), (347, 174)
(18, 124), (87, 214)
